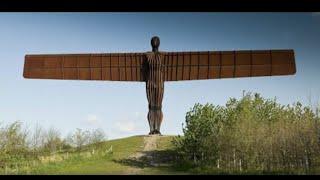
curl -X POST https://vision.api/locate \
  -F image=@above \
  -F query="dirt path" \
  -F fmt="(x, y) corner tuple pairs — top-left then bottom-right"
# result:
(125, 135), (161, 174)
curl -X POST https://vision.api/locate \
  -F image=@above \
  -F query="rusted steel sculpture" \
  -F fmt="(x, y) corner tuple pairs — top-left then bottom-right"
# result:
(23, 36), (296, 135)
(145, 37), (164, 134)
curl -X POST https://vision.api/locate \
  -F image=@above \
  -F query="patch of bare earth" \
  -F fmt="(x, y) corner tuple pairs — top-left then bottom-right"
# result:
(125, 135), (163, 174)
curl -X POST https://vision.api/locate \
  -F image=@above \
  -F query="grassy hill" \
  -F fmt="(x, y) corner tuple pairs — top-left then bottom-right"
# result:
(19, 135), (187, 175)
(2, 93), (320, 175)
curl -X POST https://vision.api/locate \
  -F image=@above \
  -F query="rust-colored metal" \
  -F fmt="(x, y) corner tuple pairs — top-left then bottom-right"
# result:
(23, 36), (297, 135)
(163, 50), (296, 81)
(145, 36), (164, 134)
(23, 53), (146, 81)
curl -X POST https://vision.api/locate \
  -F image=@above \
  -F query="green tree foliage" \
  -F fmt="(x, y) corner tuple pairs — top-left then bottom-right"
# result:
(173, 92), (320, 173)
(0, 122), (29, 166)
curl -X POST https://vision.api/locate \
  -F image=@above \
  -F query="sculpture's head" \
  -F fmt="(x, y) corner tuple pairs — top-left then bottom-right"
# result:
(151, 36), (160, 52)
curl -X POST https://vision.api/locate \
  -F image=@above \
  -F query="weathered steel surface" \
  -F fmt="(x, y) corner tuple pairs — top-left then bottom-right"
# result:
(163, 50), (296, 81)
(145, 52), (164, 135)
(23, 36), (297, 135)
(24, 53), (146, 81)
(24, 50), (296, 82)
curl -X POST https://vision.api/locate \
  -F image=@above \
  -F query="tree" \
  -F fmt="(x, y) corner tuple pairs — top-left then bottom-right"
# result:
(29, 123), (45, 154)
(89, 129), (106, 144)
(43, 127), (64, 153)
(173, 92), (320, 173)
(67, 128), (90, 150)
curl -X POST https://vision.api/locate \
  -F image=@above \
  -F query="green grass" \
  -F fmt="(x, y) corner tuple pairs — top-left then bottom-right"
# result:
(28, 135), (145, 175)
(18, 135), (189, 175)
(3, 134), (315, 175)
(0, 135), (236, 175)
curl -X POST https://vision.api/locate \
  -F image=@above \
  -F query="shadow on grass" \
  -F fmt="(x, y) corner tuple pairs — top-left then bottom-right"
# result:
(113, 149), (179, 169)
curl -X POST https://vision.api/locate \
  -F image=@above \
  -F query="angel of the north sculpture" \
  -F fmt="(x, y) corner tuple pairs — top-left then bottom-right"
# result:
(23, 36), (296, 135)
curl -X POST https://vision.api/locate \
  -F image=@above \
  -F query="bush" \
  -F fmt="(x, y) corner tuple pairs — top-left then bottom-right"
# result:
(0, 121), (30, 165)
(42, 127), (66, 153)
(66, 128), (107, 151)
(89, 129), (106, 145)
(173, 92), (320, 173)
(0, 121), (107, 173)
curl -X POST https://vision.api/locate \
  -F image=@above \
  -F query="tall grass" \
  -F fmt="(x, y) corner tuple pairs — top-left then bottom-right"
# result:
(0, 121), (107, 174)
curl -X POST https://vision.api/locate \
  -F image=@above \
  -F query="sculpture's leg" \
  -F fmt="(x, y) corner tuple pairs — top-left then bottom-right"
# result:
(147, 110), (155, 134)
(147, 107), (163, 135)
(154, 109), (163, 134)
(146, 81), (164, 135)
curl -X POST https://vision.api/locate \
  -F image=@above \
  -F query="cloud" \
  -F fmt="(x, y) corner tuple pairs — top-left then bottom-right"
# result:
(85, 114), (100, 126)
(107, 112), (148, 139)
(115, 120), (136, 133)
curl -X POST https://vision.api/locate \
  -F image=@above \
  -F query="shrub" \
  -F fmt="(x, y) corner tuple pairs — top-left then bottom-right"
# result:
(173, 92), (320, 173)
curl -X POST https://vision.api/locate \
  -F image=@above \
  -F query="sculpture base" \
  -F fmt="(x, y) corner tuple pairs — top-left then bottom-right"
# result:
(149, 130), (162, 135)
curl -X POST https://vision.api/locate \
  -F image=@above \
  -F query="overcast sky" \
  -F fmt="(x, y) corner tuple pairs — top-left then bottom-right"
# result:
(1, 13), (320, 139)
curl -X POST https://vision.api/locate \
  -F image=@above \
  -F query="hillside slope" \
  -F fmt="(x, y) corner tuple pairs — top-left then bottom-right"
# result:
(28, 135), (185, 175)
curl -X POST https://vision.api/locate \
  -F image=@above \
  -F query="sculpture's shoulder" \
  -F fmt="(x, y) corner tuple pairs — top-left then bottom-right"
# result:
(145, 51), (166, 59)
